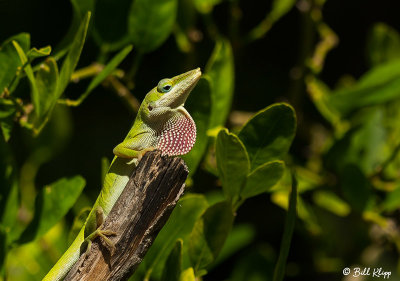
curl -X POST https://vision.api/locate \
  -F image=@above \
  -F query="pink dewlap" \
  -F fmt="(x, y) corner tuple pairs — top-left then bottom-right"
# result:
(158, 114), (196, 156)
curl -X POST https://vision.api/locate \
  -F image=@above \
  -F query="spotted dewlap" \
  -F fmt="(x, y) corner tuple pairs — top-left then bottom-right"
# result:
(158, 112), (196, 156)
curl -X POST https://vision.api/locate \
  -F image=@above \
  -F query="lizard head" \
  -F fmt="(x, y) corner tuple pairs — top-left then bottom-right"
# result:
(141, 68), (201, 121)
(139, 68), (201, 156)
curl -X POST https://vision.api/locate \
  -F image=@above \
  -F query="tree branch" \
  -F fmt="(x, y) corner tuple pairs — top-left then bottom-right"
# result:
(65, 151), (188, 281)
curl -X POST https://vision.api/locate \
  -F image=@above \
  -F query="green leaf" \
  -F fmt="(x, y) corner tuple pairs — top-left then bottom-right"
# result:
(306, 75), (342, 127)
(128, 0), (178, 53)
(34, 57), (59, 124)
(340, 164), (371, 212)
(313, 191), (350, 217)
(180, 268), (196, 281)
(0, 99), (16, 141)
(139, 194), (208, 280)
(193, 0), (222, 14)
(161, 239), (183, 281)
(272, 173), (297, 281)
(0, 137), (19, 245)
(64, 45), (132, 106)
(101, 156), (111, 184)
(206, 38), (234, 128)
(57, 12), (91, 98)
(212, 224), (256, 267)
(71, 0), (95, 18)
(216, 128), (250, 204)
(382, 186), (400, 212)
(32, 12), (90, 134)
(12, 40), (40, 116)
(182, 77), (212, 174)
(246, 0), (296, 42)
(189, 201), (234, 273)
(54, 0), (94, 58)
(328, 59), (400, 116)
(0, 115), (14, 142)
(367, 23), (400, 67)
(238, 103), (296, 170)
(326, 107), (386, 175)
(27, 46), (52, 59)
(17, 175), (86, 244)
(0, 33), (30, 94)
(241, 161), (285, 200)
(270, 0), (296, 21)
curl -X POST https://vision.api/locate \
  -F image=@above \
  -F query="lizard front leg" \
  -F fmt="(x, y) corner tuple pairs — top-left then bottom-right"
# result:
(113, 138), (155, 161)
(83, 206), (117, 255)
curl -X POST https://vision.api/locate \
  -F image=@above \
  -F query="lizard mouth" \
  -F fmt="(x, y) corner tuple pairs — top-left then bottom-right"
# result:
(157, 68), (201, 109)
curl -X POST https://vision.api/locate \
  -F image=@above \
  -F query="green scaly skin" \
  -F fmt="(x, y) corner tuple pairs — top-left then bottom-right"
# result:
(43, 68), (201, 281)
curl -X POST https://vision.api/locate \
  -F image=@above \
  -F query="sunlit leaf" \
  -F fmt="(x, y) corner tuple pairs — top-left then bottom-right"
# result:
(180, 267), (195, 281)
(241, 161), (285, 199)
(17, 175), (86, 244)
(216, 129), (250, 204)
(12, 40), (40, 116)
(238, 103), (296, 170)
(128, 0), (178, 52)
(313, 191), (350, 217)
(161, 239), (183, 281)
(27, 46), (51, 59)
(270, 0), (296, 21)
(306, 75), (342, 127)
(247, 0), (296, 42)
(57, 12), (91, 98)
(189, 201), (234, 273)
(34, 57), (59, 124)
(206, 38), (234, 128)
(182, 77), (212, 175)
(63, 45), (133, 106)
(57, 12), (90, 91)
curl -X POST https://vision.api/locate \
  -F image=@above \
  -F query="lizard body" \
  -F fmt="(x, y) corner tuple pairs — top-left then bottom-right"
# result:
(43, 68), (201, 281)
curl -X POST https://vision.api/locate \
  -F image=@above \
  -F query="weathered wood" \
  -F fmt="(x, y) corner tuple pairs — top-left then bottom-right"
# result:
(64, 151), (188, 281)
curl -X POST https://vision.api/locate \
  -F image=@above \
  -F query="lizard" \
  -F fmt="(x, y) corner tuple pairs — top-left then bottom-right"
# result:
(43, 68), (201, 281)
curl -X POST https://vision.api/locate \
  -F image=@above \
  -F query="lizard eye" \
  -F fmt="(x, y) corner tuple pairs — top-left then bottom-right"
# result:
(157, 79), (173, 93)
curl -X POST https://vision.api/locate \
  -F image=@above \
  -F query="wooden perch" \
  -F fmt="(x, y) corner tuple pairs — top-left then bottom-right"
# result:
(65, 151), (188, 281)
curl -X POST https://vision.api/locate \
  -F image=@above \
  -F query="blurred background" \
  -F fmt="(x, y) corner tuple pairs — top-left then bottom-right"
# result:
(1, 0), (400, 280)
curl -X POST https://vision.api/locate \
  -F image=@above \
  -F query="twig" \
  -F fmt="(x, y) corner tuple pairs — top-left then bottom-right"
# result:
(64, 151), (188, 281)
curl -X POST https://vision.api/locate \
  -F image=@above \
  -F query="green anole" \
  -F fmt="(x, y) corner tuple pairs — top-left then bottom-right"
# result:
(43, 68), (201, 281)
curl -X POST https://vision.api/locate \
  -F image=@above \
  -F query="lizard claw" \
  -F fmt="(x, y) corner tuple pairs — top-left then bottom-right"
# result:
(84, 228), (117, 256)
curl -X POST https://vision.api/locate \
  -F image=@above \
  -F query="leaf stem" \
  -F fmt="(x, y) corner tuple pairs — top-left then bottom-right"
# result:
(272, 171), (297, 281)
